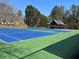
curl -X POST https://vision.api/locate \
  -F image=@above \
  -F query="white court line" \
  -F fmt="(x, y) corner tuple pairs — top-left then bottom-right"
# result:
(0, 31), (27, 34)
(0, 33), (21, 41)
(0, 39), (8, 43)
(28, 29), (73, 33)
(28, 29), (55, 33)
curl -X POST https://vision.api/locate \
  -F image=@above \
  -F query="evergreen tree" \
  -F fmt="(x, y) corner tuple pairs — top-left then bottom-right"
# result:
(50, 6), (65, 20)
(25, 5), (48, 27)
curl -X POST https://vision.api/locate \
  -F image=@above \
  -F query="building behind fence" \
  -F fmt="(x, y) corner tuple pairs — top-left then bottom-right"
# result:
(0, 3), (26, 26)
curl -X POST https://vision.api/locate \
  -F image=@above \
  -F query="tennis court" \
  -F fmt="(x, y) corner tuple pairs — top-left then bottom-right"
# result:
(0, 28), (69, 43)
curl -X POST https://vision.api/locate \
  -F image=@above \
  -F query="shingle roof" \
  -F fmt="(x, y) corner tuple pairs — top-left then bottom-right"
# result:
(47, 20), (65, 25)
(54, 20), (65, 25)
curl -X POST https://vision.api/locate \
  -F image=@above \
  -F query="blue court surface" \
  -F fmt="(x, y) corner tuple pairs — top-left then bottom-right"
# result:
(0, 28), (69, 43)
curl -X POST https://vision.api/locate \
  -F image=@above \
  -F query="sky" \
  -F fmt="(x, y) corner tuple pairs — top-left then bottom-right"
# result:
(0, 0), (79, 16)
